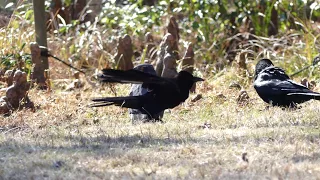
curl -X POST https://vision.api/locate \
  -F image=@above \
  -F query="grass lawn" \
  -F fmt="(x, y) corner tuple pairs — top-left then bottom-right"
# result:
(1, 67), (320, 179)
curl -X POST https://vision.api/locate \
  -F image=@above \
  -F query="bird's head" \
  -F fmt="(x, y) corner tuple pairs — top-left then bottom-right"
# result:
(177, 71), (204, 90)
(255, 59), (274, 77)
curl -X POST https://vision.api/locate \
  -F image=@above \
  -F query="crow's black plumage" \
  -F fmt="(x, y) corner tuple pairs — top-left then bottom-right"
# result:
(91, 69), (204, 119)
(254, 58), (320, 107)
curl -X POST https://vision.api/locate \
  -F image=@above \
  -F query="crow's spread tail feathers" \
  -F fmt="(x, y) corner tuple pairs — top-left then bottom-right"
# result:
(91, 96), (142, 109)
(98, 69), (164, 84)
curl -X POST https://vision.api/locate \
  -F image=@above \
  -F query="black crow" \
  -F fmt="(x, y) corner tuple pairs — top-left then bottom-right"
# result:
(91, 69), (204, 119)
(254, 58), (320, 107)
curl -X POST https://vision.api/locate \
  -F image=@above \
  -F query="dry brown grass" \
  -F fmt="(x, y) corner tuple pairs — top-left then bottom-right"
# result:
(1, 63), (320, 179)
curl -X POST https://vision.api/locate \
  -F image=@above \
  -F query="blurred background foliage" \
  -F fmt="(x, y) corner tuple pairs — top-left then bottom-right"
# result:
(0, 0), (319, 79)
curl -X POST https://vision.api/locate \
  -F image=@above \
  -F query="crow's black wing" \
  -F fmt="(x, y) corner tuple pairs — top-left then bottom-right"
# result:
(276, 80), (315, 94)
(255, 66), (320, 96)
(99, 69), (180, 92)
(285, 80), (320, 98)
(99, 69), (167, 84)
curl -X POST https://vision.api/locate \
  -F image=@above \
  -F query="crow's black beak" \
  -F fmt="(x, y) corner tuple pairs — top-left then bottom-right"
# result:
(193, 77), (204, 82)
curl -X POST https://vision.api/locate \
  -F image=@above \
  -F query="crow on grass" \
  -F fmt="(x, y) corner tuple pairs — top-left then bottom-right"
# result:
(254, 58), (320, 107)
(91, 69), (204, 120)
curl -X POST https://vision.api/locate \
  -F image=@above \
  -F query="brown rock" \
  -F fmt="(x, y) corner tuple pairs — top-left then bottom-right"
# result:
(191, 94), (202, 102)
(167, 16), (179, 52)
(181, 43), (194, 73)
(229, 82), (242, 90)
(0, 97), (9, 114)
(155, 33), (177, 78)
(181, 43), (196, 92)
(4, 70), (15, 86)
(237, 90), (250, 105)
(0, 70), (34, 114)
(144, 32), (157, 61)
(73, 71), (80, 79)
(66, 79), (85, 91)
(216, 93), (227, 100)
(155, 16), (181, 78)
(114, 34), (134, 70)
(198, 122), (212, 129)
(161, 49), (178, 78)
(301, 78), (316, 90)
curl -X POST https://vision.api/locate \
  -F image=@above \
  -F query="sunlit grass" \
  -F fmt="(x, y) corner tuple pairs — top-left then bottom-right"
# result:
(1, 70), (320, 179)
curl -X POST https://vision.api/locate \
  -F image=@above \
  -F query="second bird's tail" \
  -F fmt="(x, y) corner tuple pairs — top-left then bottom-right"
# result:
(288, 92), (320, 100)
(91, 96), (142, 109)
